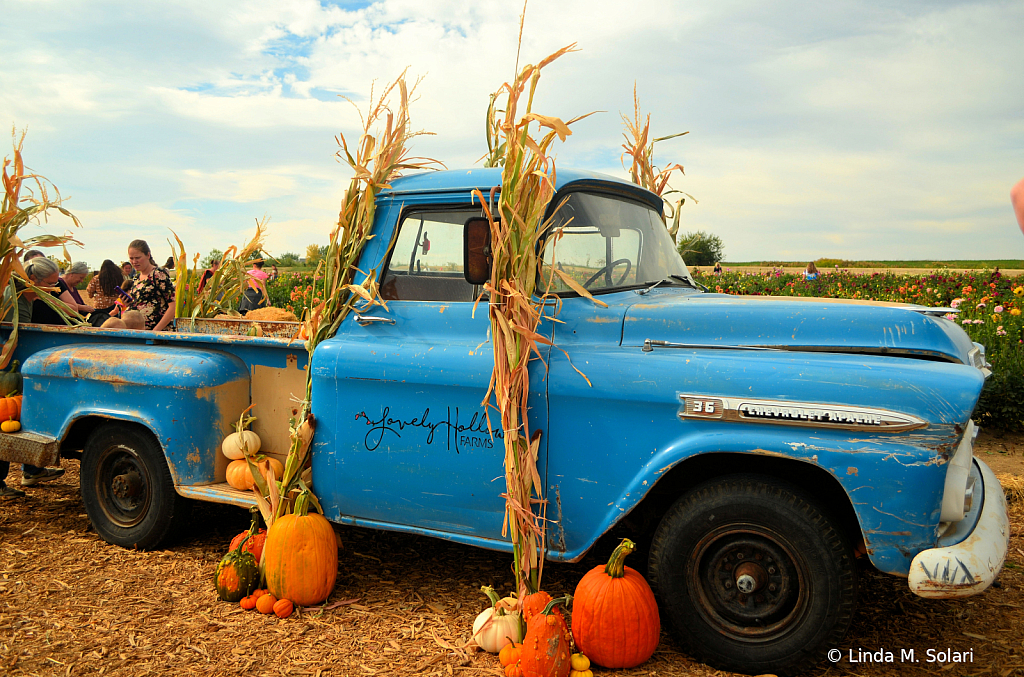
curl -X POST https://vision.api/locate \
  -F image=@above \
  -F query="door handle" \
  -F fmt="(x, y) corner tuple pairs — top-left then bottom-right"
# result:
(354, 313), (396, 327)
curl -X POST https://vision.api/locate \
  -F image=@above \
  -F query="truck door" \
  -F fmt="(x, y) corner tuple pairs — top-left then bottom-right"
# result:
(311, 205), (550, 546)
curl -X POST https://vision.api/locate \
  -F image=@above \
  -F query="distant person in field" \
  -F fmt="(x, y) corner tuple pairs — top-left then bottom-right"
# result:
(713, 261), (723, 275)
(1013, 177), (1024, 236)
(197, 258), (221, 293)
(803, 262), (819, 281)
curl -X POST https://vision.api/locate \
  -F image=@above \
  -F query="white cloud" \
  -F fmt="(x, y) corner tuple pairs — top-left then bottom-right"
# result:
(0, 0), (1021, 268)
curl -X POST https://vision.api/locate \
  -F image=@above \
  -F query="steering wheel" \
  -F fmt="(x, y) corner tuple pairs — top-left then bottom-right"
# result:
(583, 258), (632, 289)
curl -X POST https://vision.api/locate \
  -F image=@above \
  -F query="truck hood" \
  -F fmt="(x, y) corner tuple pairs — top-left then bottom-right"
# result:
(621, 292), (978, 365)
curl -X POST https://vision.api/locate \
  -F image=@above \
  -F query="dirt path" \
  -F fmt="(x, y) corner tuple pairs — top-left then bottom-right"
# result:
(2, 436), (1024, 677)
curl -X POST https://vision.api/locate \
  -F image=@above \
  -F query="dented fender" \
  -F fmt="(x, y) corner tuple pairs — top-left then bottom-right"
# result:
(21, 344), (250, 485)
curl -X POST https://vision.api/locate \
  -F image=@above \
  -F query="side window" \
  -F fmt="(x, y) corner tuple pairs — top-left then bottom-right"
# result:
(381, 209), (481, 302)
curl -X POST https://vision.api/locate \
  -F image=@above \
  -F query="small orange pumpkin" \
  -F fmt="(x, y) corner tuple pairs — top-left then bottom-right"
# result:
(522, 591), (555, 623)
(256, 593), (278, 614)
(226, 457), (284, 491)
(499, 642), (522, 667)
(0, 395), (23, 422)
(239, 595), (257, 610)
(273, 598), (294, 619)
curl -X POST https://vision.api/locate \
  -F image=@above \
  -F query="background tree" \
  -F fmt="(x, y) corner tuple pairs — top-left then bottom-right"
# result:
(305, 244), (329, 267)
(274, 252), (302, 267)
(201, 248), (223, 268)
(678, 230), (724, 267)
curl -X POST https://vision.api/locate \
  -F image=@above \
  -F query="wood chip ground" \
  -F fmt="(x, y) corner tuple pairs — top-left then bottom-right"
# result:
(2, 431), (1023, 676)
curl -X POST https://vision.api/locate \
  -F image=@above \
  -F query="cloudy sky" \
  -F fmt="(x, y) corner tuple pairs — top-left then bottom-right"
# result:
(2, 0), (1022, 268)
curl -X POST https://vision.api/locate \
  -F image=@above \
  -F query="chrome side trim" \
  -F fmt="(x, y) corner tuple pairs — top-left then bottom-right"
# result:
(676, 393), (928, 433)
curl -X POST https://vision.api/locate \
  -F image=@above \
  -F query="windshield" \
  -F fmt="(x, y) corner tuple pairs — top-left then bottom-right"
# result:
(540, 191), (692, 294)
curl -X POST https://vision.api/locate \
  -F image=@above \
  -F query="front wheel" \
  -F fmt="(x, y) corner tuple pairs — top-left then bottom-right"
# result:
(81, 422), (185, 550)
(647, 475), (857, 676)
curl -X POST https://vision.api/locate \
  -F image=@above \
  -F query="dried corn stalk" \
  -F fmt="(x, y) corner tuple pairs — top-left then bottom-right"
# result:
(620, 84), (695, 241)
(0, 129), (85, 368)
(478, 34), (597, 601)
(298, 70), (440, 408)
(170, 217), (269, 321)
(247, 72), (439, 521)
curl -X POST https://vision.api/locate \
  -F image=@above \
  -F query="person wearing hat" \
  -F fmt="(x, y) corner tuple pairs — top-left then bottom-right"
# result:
(60, 261), (95, 315)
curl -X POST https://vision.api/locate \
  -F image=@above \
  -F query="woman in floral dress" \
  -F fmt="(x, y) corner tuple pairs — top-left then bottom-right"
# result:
(125, 239), (175, 331)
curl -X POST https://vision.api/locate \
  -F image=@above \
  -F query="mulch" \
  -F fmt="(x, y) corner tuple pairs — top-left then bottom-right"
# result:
(3, 436), (1024, 677)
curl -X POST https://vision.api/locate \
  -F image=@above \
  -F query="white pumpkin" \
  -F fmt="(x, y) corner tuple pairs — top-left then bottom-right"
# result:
(472, 606), (522, 653)
(221, 430), (261, 460)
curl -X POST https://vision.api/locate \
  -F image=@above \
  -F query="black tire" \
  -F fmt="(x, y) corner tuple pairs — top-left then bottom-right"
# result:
(81, 422), (185, 550)
(647, 474), (857, 676)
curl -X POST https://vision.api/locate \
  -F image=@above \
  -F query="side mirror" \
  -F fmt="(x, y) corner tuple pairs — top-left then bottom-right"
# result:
(463, 217), (492, 285)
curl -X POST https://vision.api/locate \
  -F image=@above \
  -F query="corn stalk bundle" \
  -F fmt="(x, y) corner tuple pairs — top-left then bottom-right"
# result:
(169, 217), (269, 321)
(297, 71), (440, 409)
(620, 85), (694, 241)
(245, 72), (440, 527)
(477, 38), (601, 601)
(0, 129), (85, 368)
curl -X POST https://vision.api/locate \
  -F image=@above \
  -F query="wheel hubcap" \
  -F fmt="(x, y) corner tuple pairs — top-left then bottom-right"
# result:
(691, 528), (806, 640)
(95, 445), (151, 528)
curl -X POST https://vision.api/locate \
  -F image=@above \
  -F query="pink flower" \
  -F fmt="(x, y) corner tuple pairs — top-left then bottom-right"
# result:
(944, 313), (956, 321)
(950, 298), (962, 309)
(994, 305), (1003, 313)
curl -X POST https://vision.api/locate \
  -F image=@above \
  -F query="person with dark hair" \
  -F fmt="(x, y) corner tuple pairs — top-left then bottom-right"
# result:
(22, 249), (44, 262)
(121, 261), (136, 280)
(197, 258), (221, 293)
(85, 260), (124, 315)
(125, 239), (175, 331)
(164, 256), (175, 270)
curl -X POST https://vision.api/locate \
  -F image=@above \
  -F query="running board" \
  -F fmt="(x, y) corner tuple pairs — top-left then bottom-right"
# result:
(177, 482), (258, 509)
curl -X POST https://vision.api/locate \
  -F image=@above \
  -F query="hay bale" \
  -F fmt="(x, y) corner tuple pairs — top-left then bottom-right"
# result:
(245, 307), (297, 322)
(995, 472), (1024, 503)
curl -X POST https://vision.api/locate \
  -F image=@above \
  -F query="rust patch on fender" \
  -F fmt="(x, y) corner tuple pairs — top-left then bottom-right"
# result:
(847, 467), (859, 476)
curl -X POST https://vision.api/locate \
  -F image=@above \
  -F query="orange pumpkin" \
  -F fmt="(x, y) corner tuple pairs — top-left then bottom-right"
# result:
(263, 489), (338, 606)
(225, 457), (284, 491)
(273, 598), (294, 619)
(501, 642), (523, 677)
(0, 395), (23, 422)
(520, 597), (573, 677)
(239, 595), (257, 610)
(522, 591), (557, 623)
(256, 593), (278, 614)
(230, 506), (267, 561)
(571, 539), (660, 668)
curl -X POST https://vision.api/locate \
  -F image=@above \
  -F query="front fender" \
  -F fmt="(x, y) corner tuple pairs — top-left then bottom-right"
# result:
(22, 344), (250, 485)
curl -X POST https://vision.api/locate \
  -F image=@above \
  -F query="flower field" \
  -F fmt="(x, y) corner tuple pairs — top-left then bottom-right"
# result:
(695, 268), (1024, 430)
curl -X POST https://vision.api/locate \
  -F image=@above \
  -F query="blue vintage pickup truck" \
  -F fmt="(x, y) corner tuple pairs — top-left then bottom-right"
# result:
(0, 168), (1009, 675)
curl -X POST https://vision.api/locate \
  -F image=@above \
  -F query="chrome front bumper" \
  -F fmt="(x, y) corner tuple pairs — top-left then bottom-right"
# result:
(908, 459), (1009, 598)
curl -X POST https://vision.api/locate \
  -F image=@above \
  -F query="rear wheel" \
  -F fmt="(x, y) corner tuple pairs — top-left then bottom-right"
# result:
(81, 422), (184, 549)
(647, 474), (857, 676)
